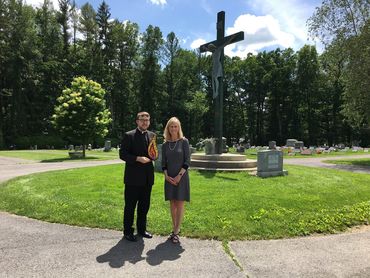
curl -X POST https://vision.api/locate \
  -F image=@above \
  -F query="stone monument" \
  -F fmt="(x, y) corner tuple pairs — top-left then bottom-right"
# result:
(257, 150), (288, 178)
(190, 11), (257, 172)
(200, 11), (244, 154)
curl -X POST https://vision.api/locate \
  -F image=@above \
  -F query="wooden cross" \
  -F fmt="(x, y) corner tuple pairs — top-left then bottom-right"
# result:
(200, 11), (244, 154)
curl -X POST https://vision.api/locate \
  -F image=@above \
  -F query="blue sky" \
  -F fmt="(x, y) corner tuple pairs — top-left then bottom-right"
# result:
(27, 0), (323, 57)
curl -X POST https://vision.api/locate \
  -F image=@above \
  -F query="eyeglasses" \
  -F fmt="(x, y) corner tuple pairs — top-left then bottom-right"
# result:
(138, 119), (150, 122)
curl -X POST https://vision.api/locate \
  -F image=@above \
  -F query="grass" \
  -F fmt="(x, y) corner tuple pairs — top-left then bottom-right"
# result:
(0, 164), (369, 240)
(2, 148), (368, 162)
(323, 158), (370, 167)
(0, 149), (119, 162)
(237, 148), (370, 159)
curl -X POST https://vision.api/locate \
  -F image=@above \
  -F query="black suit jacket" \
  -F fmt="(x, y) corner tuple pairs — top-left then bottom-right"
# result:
(119, 128), (155, 186)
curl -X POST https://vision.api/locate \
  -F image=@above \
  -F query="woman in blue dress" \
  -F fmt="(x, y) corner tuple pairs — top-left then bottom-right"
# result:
(162, 117), (190, 244)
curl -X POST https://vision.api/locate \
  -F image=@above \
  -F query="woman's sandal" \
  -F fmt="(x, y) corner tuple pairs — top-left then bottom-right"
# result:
(168, 232), (175, 241)
(171, 234), (180, 244)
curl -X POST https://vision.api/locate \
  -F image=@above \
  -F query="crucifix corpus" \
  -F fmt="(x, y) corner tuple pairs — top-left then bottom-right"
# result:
(200, 11), (244, 154)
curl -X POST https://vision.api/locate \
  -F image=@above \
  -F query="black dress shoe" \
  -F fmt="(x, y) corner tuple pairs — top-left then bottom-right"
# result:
(138, 231), (153, 238)
(124, 234), (137, 242)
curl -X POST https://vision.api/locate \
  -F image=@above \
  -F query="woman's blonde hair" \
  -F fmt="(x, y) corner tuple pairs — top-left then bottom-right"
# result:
(163, 117), (184, 142)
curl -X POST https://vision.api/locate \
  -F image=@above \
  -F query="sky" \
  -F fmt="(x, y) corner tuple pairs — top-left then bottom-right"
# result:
(25, 0), (323, 57)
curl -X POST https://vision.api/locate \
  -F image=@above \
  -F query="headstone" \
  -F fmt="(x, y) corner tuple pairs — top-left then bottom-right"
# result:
(236, 146), (245, 153)
(337, 143), (345, 149)
(268, 141), (276, 149)
(87, 144), (92, 151)
(294, 141), (304, 149)
(300, 149), (313, 155)
(104, 140), (111, 152)
(257, 150), (287, 178)
(68, 145), (74, 151)
(286, 139), (297, 147)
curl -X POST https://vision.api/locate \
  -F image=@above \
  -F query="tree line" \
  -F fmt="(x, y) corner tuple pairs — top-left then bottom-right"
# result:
(0, 0), (368, 149)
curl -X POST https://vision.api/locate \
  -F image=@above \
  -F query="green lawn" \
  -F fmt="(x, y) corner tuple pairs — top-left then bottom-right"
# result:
(0, 164), (369, 240)
(238, 148), (370, 159)
(0, 149), (119, 162)
(323, 158), (370, 167)
(1, 148), (368, 162)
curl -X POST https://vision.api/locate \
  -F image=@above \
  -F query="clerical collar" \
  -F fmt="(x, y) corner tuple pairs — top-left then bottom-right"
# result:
(137, 128), (147, 134)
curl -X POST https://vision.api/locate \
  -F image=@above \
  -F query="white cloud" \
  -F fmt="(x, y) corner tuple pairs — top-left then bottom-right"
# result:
(190, 38), (207, 49)
(225, 14), (295, 58)
(25, 0), (59, 9)
(247, 0), (320, 49)
(200, 0), (212, 15)
(149, 0), (167, 6)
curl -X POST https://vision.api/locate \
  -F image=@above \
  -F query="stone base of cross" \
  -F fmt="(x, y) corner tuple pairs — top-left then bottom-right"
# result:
(199, 11), (244, 154)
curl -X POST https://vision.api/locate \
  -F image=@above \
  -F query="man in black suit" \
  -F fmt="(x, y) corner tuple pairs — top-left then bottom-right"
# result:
(119, 111), (155, 241)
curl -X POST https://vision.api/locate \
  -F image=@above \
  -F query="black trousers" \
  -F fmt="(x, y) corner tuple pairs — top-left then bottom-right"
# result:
(123, 184), (153, 235)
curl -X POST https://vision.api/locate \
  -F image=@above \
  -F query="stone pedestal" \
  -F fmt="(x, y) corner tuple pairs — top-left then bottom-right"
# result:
(191, 153), (256, 172)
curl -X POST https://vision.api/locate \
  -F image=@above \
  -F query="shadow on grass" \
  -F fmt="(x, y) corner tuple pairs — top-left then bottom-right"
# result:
(324, 159), (370, 167)
(40, 156), (101, 163)
(195, 170), (239, 181)
(196, 170), (216, 179)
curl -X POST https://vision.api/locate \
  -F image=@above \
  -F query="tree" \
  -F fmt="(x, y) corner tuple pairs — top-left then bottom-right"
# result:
(308, 0), (370, 127)
(52, 76), (111, 157)
(78, 3), (98, 78)
(296, 45), (321, 145)
(342, 20), (370, 125)
(57, 0), (70, 54)
(109, 20), (140, 137)
(137, 25), (163, 129)
(162, 32), (180, 119)
(308, 0), (368, 46)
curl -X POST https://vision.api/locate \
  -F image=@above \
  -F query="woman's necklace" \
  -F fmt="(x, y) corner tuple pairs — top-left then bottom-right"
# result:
(168, 140), (178, 151)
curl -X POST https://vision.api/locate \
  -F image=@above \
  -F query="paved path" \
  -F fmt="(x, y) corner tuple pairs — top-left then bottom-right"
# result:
(0, 156), (122, 183)
(284, 154), (370, 174)
(1, 155), (370, 277)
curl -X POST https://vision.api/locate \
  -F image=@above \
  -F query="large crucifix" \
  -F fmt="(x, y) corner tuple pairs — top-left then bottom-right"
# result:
(200, 11), (244, 154)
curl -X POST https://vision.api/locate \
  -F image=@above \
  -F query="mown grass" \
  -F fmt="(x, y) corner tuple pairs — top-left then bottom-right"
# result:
(238, 148), (370, 159)
(2, 149), (369, 163)
(0, 149), (118, 162)
(323, 158), (370, 167)
(0, 164), (369, 240)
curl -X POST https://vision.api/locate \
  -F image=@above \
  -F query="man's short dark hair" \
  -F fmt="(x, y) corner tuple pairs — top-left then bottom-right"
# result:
(136, 111), (150, 120)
